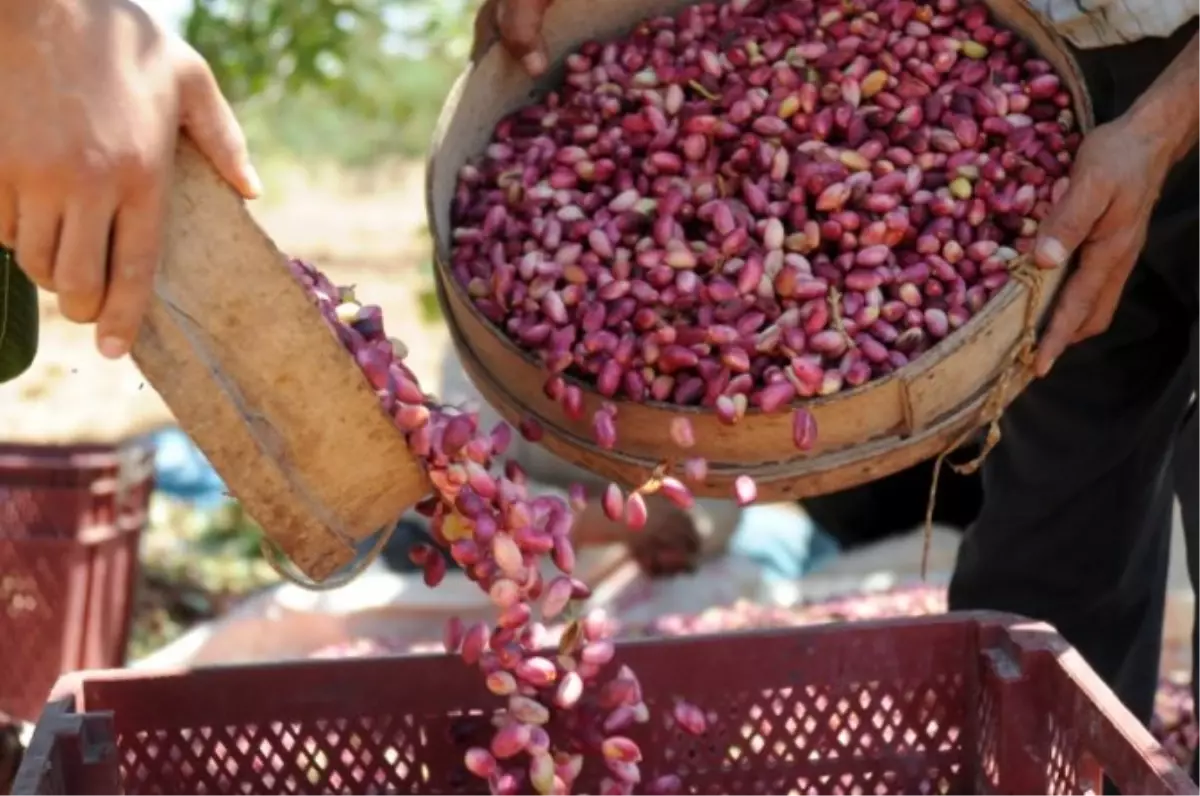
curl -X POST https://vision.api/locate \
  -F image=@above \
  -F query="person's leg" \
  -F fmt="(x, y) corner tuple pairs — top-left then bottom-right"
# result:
(949, 269), (1192, 725)
(949, 23), (1199, 730)
(1151, 26), (1200, 774)
(1169, 325), (1197, 780)
(1108, 21), (1200, 782)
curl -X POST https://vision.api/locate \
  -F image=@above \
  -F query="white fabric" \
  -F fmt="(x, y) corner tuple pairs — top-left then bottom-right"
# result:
(1024, 0), (1196, 49)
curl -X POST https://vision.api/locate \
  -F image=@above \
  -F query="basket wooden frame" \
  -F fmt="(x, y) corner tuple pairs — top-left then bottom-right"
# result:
(426, 0), (1094, 499)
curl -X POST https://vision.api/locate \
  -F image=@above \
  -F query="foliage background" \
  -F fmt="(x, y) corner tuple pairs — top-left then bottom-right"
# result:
(182, 0), (480, 168)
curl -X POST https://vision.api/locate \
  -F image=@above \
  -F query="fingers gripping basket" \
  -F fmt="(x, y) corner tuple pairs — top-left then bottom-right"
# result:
(426, 0), (1094, 500)
(12, 614), (1196, 795)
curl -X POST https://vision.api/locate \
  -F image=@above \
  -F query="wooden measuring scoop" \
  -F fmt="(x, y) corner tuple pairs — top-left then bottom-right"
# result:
(132, 140), (429, 583)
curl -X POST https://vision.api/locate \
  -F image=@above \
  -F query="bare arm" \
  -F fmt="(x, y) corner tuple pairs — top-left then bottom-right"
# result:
(1033, 30), (1198, 376)
(1125, 31), (1199, 167)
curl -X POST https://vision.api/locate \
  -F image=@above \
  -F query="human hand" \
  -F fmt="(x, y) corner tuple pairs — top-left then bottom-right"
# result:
(0, 0), (260, 361)
(471, 0), (555, 76)
(627, 506), (704, 577)
(1031, 115), (1173, 377)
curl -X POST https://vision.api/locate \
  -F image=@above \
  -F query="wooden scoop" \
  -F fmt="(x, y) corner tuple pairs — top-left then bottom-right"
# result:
(131, 140), (429, 583)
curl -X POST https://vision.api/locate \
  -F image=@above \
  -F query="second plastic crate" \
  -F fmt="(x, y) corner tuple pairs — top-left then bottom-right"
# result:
(0, 440), (155, 722)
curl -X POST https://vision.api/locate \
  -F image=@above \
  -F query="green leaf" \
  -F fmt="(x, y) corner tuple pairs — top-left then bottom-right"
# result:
(418, 282), (443, 325)
(0, 247), (40, 383)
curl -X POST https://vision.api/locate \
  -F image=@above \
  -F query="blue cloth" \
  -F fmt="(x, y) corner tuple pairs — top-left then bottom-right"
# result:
(729, 505), (841, 581)
(150, 426), (228, 508)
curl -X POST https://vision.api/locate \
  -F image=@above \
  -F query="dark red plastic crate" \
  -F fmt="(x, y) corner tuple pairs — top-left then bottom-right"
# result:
(0, 440), (155, 723)
(13, 613), (1195, 795)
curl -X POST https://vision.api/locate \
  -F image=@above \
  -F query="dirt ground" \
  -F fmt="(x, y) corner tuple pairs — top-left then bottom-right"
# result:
(0, 159), (451, 444)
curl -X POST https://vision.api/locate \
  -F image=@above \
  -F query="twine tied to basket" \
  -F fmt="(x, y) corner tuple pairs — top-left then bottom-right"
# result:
(920, 254), (1045, 578)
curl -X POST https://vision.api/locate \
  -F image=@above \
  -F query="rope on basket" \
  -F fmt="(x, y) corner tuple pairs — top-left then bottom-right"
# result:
(260, 520), (399, 591)
(920, 254), (1044, 578)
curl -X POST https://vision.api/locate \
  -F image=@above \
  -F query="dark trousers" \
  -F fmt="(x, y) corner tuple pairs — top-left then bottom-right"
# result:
(947, 20), (1200, 780)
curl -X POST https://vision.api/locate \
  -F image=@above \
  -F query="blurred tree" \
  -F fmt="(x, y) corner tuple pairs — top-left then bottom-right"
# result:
(182, 0), (481, 163)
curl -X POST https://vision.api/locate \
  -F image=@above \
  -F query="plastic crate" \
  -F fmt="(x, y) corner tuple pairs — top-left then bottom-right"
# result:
(13, 613), (1195, 795)
(0, 440), (155, 723)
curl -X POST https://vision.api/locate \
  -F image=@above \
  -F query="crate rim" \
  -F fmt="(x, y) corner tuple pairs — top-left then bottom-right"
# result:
(18, 611), (1196, 796)
(25, 611), (1147, 702)
(0, 437), (154, 465)
(42, 611), (1013, 690)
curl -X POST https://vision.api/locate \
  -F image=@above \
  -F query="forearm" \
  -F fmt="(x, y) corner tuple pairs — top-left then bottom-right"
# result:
(2, 0), (61, 33)
(1126, 30), (1199, 167)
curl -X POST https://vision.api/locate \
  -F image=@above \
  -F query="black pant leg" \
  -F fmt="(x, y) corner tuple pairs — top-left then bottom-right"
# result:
(1166, 295), (1200, 787)
(949, 267), (1193, 726)
(1166, 340), (1200, 777)
(1134, 163), (1199, 775)
(950, 21), (1199, 731)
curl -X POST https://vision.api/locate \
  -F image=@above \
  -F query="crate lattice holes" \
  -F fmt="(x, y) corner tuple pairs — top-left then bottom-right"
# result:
(13, 613), (1196, 795)
(0, 441), (155, 723)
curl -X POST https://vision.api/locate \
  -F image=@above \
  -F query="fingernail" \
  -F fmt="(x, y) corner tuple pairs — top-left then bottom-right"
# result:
(522, 51), (547, 76)
(244, 164), (264, 199)
(1034, 237), (1067, 269)
(98, 336), (128, 360)
(1036, 356), (1055, 378)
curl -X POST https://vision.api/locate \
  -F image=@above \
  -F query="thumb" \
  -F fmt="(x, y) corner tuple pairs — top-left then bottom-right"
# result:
(471, 0), (502, 63)
(1032, 171), (1106, 271)
(497, 0), (554, 76)
(176, 51), (263, 200)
